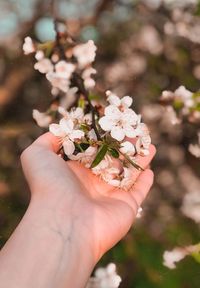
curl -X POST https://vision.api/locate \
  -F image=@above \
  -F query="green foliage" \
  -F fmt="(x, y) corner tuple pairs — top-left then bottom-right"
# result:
(90, 144), (108, 168)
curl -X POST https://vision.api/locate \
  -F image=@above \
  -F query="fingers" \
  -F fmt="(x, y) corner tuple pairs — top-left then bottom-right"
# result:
(130, 169), (154, 207)
(21, 132), (61, 163)
(30, 132), (62, 153)
(20, 133), (63, 189)
(125, 144), (156, 183)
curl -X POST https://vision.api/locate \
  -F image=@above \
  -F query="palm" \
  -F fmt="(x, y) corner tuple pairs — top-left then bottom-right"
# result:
(21, 133), (155, 260)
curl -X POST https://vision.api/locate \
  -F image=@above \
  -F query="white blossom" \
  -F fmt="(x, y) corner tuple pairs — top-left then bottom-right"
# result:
(87, 263), (122, 288)
(49, 118), (84, 156)
(120, 167), (135, 190)
(69, 146), (97, 167)
(60, 87), (78, 109)
(120, 141), (135, 155)
(135, 124), (151, 156)
(32, 109), (51, 128)
(73, 40), (97, 68)
(35, 50), (44, 61)
(188, 143), (200, 158)
(106, 90), (133, 109)
(34, 58), (54, 74)
(55, 61), (75, 79)
(136, 207), (143, 218)
(99, 104), (140, 141)
(163, 248), (188, 269)
(174, 86), (193, 108)
(181, 190), (200, 223)
(88, 129), (97, 141)
(188, 132), (200, 158)
(46, 72), (70, 92)
(163, 244), (200, 270)
(92, 156), (121, 187)
(23, 37), (35, 55)
(82, 67), (96, 89)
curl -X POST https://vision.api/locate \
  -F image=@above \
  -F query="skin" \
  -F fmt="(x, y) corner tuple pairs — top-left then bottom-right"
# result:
(0, 132), (156, 288)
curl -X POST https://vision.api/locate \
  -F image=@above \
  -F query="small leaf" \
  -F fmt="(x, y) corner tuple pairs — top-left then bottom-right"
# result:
(80, 123), (89, 132)
(108, 148), (119, 158)
(78, 98), (85, 109)
(89, 93), (101, 101)
(91, 144), (108, 168)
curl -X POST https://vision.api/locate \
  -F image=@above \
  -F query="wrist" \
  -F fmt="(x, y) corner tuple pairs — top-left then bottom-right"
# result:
(29, 193), (97, 287)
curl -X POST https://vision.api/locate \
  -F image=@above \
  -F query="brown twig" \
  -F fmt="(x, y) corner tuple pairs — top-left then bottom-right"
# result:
(72, 73), (102, 141)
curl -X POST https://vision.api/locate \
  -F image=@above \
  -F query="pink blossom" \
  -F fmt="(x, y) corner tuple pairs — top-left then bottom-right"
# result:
(46, 72), (70, 92)
(73, 40), (97, 68)
(99, 104), (139, 141)
(34, 58), (53, 74)
(49, 118), (84, 156)
(23, 37), (35, 55)
(32, 109), (51, 128)
(55, 61), (75, 79)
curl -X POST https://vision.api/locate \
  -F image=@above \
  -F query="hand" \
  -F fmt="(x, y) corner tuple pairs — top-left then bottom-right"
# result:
(21, 132), (156, 262)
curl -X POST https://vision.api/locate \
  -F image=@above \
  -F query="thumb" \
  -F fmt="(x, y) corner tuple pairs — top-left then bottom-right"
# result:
(20, 132), (62, 190)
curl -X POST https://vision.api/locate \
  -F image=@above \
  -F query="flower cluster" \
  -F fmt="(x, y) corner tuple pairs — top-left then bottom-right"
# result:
(86, 263), (121, 288)
(23, 32), (151, 190)
(160, 86), (200, 157)
(23, 34), (97, 126)
(48, 91), (150, 190)
(160, 86), (200, 123)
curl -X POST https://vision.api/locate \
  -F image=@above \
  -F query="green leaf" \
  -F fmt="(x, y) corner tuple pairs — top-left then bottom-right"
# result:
(89, 93), (101, 101)
(78, 98), (85, 109)
(108, 148), (119, 158)
(90, 144), (108, 168)
(80, 123), (89, 132)
(173, 100), (184, 111)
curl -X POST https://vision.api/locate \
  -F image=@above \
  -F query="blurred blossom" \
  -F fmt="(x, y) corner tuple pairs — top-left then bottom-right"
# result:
(168, 146), (184, 165)
(138, 26), (163, 55)
(163, 248), (187, 269)
(163, 244), (200, 269)
(105, 55), (147, 84)
(178, 165), (200, 194)
(181, 190), (200, 223)
(144, 0), (198, 9)
(32, 110), (52, 128)
(142, 105), (164, 122)
(188, 132), (200, 158)
(157, 170), (175, 188)
(86, 263), (121, 288)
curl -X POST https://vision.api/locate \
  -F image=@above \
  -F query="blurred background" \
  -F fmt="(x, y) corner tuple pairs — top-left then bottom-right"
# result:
(0, 0), (200, 287)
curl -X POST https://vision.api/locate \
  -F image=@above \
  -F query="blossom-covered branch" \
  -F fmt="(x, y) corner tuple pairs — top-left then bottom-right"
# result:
(23, 20), (151, 190)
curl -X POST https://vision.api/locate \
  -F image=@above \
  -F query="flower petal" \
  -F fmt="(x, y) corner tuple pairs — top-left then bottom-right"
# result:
(120, 141), (135, 155)
(70, 129), (84, 140)
(111, 127), (125, 141)
(63, 139), (75, 156)
(122, 109), (138, 125)
(49, 124), (65, 137)
(107, 93), (121, 106)
(104, 105), (121, 118)
(121, 96), (132, 108)
(99, 116), (114, 131)
(59, 118), (74, 134)
(124, 125), (138, 138)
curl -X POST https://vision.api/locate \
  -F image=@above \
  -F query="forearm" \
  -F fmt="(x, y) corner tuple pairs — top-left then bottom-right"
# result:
(0, 195), (95, 288)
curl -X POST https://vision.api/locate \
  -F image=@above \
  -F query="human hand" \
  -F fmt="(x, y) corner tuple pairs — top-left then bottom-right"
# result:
(21, 132), (156, 263)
